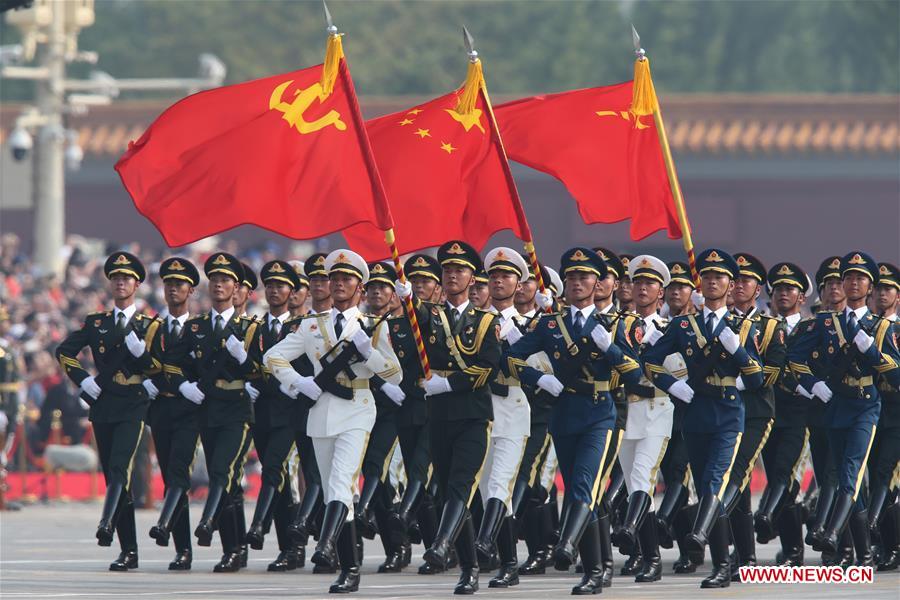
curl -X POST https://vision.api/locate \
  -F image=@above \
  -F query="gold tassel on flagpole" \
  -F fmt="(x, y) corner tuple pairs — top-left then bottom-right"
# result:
(319, 33), (344, 95)
(455, 59), (485, 114)
(630, 56), (659, 118)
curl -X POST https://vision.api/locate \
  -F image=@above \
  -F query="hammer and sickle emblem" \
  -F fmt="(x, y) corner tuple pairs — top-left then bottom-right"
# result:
(269, 80), (347, 135)
(596, 110), (650, 130)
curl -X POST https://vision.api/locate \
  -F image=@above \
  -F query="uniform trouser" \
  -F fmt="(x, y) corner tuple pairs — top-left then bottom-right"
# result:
(397, 424), (431, 487)
(517, 424), (551, 490)
(761, 426), (808, 489)
(660, 429), (691, 490)
(252, 423), (296, 490)
(552, 422), (613, 509)
(362, 413), (399, 483)
(481, 434), (528, 513)
(808, 426), (836, 487)
(868, 426), (900, 489)
(94, 420), (145, 552)
(597, 426), (624, 507)
(618, 435), (670, 500)
(429, 418), (491, 507)
(828, 423), (878, 510)
(726, 417), (773, 494)
(684, 430), (742, 501)
(298, 433), (321, 486)
(201, 423), (251, 553)
(274, 449), (302, 552)
(312, 429), (370, 516)
(151, 423), (199, 551)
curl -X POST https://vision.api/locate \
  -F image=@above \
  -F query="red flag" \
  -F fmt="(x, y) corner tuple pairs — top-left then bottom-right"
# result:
(344, 66), (525, 260)
(115, 38), (390, 247)
(495, 81), (681, 241)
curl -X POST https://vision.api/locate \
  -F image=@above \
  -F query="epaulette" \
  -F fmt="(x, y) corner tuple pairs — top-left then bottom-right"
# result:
(186, 314), (205, 325)
(473, 307), (494, 315)
(86, 311), (106, 318)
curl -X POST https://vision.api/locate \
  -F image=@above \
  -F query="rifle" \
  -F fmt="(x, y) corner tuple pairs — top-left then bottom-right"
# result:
(313, 313), (389, 401)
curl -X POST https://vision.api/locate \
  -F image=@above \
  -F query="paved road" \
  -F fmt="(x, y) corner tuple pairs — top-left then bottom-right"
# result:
(1, 503), (897, 599)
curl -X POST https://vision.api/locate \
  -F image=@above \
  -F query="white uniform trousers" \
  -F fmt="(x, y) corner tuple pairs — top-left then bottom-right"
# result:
(481, 435), (528, 513)
(617, 435), (670, 506)
(540, 441), (558, 491)
(313, 429), (370, 519)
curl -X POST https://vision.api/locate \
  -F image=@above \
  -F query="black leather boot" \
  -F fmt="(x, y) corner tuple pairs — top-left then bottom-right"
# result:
(729, 501), (756, 581)
(489, 516), (519, 588)
(246, 484), (277, 550)
(267, 548), (300, 571)
(554, 501), (592, 571)
(823, 528), (855, 568)
(329, 518), (360, 593)
(655, 482), (687, 549)
(806, 484), (836, 548)
(475, 497), (507, 567)
(877, 499), (900, 571)
(597, 509), (614, 586)
(685, 494), (721, 553)
(312, 501), (349, 570)
(96, 481), (125, 547)
(620, 550), (643, 576)
(423, 498), (467, 569)
(150, 486), (187, 547)
(635, 510), (661, 583)
(572, 517), (603, 595)
(375, 499), (405, 573)
(778, 503), (804, 567)
(672, 503), (700, 573)
(194, 484), (226, 547)
(108, 550), (138, 571)
(168, 549), (192, 571)
(213, 551), (242, 572)
(454, 512), (480, 595)
(390, 479), (424, 535)
(867, 485), (889, 537)
(520, 501), (547, 575)
(288, 482), (322, 543)
(754, 482), (787, 544)
(355, 477), (380, 540)
(700, 516), (730, 588)
(719, 482), (742, 517)
(613, 491), (651, 554)
(849, 509), (875, 567)
(820, 492), (854, 554)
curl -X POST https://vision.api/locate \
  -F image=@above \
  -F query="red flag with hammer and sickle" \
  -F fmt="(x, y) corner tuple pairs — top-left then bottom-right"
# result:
(495, 81), (682, 241)
(115, 37), (391, 247)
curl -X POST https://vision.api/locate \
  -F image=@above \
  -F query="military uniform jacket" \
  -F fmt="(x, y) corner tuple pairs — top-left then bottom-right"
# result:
(146, 315), (199, 430)
(248, 313), (305, 430)
(506, 306), (642, 437)
(488, 306), (531, 439)
(264, 306), (401, 438)
(625, 312), (674, 440)
(518, 310), (554, 426)
(165, 311), (259, 428)
(281, 314), (315, 432)
(56, 309), (161, 423)
(642, 312), (764, 433)
(772, 316), (812, 429)
(788, 310), (900, 428)
(877, 318), (900, 429)
(413, 300), (501, 423)
(741, 310), (786, 420)
(381, 315), (426, 428)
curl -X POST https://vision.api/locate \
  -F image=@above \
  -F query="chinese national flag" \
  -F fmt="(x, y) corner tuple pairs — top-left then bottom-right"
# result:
(115, 39), (391, 247)
(343, 68), (526, 260)
(495, 81), (681, 241)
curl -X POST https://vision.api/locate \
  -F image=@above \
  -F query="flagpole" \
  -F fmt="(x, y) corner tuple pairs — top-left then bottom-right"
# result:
(630, 26), (700, 288)
(462, 28), (551, 306)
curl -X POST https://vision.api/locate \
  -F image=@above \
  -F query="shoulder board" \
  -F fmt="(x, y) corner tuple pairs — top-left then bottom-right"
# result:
(473, 307), (494, 314)
(86, 311), (106, 319)
(817, 310), (837, 315)
(185, 315), (204, 325)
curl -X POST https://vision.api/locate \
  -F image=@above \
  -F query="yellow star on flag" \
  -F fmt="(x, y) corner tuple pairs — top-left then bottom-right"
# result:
(440, 142), (457, 154)
(414, 128), (431, 139)
(407, 109), (423, 115)
(399, 118), (414, 126)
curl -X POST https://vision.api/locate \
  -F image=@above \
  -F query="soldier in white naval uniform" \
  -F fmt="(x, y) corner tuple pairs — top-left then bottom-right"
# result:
(264, 249), (401, 594)
(612, 255), (676, 583)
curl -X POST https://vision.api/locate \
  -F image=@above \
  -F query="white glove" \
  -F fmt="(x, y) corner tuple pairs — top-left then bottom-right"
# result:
(735, 375), (745, 391)
(225, 334), (248, 364)
(125, 331), (146, 357)
(537, 374), (564, 397)
(718, 326), (741, 355)
(395, 280), (412, 300)
(295, 376), (323, 401)
(351, 328), (373, 359)
(80, 376), (101, 400)
(423, 374), (452, 396)
(795, 384), (814, 399)
(504, 324), (523, 346)
(142, 379), (159, 399)
(79, 398), (91, 410)
(642, 320), (662, 347)
(668, 380), (694, 403)
(590, 324), (612, 352)
(854, 329), (874, 353)
(244, 382), (260, 402)
(382, 382), (406, 406)
(178, 381), (205, 405)
(535, 291), (553, 311)
(280, 380), (299, 398)
(811, 381), (832, 403)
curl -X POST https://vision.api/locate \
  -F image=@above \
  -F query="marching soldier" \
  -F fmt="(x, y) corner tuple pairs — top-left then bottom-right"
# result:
(790, 252), (900, 566)
(663, 261), (698, 317)
(613, 255), (675, 583)
(307, 252), (334, 313)
(870, 262), (899, 571)
(234, 261), (258, 316)
(506, 247), (643, 595)
(287, 260), (311, 318)
(265, 249), (401, 594)
(244, 260), (304, 570)
(469, 269), (492, 310)
(723, 254), (787, 575)
(473, 247), (532, 588)
(394, 240), (501, 594)
(388, 253), (443, 576)
(642, 249), (764, 589)
(145, 257), (201, 571)
(616, 254), (636, 313)
(56, 252), (162, 571)
(164, 252), (259, 573)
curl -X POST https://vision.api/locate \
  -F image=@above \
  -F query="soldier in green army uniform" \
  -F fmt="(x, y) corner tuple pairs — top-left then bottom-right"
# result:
(469, 270), (492, 310)
(56, 252), (162, 571)
(616, 254), (636, 314)
(164, 252), (259, 573)
(394, 240), (502, 594)
(145, 257), (201, 570)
